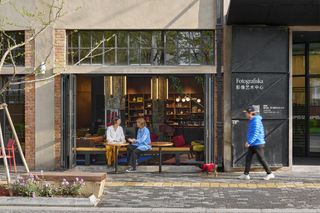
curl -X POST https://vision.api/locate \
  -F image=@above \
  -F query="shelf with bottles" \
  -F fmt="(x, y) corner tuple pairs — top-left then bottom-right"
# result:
(126, 93), (153, 127)
(165, 93), (204, 128)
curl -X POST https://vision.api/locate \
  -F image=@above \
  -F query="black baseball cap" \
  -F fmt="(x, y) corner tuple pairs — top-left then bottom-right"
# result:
(243, 105), (255, 113)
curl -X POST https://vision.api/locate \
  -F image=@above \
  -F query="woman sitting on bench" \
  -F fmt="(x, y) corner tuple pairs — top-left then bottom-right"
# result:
(106, 117), (125, 166)
(126, 117), (151, 172)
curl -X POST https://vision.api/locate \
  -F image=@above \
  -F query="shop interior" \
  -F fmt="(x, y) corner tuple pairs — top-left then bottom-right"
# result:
(76, 75), (206, 165)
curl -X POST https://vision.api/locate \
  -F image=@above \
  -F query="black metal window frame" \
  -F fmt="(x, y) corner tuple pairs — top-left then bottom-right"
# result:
(0, 31), (25, 66)
(66, 30), (215, 66)
(0, 76), (25, 104)
(293, 42), (320, 157)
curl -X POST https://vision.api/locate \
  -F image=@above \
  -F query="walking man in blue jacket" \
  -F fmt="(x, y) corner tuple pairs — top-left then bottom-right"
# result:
(239, 106), (275, 180)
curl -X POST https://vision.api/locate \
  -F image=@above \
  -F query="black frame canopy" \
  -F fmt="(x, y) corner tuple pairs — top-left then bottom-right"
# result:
(227, 0), (320, 26)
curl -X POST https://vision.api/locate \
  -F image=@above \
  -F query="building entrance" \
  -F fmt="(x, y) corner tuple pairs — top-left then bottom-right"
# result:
(293, 32), (320, 160)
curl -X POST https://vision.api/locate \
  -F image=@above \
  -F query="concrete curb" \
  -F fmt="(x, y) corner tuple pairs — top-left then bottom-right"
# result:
(0, 194), (99, 207)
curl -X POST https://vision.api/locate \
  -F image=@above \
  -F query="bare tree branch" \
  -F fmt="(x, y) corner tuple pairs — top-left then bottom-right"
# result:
(73, 34), (115, 66)
(0, 0), (64, 71)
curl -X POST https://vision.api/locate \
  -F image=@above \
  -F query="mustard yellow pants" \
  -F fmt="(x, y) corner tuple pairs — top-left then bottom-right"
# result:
(106, 145), (116, 166)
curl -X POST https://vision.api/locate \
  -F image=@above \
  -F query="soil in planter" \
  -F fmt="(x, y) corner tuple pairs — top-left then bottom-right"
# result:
(0, 185), (10, 197)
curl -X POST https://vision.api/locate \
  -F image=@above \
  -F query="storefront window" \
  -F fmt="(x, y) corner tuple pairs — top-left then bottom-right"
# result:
(0, 76), (25, 154)
(0, 31), (25, 66)
(67, 30), (214, 66)
(75, 75), (207, 165)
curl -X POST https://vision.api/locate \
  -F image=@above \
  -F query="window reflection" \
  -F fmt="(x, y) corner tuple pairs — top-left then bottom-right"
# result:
(0, 31), (25, 66)
(67, 30), (214, 66)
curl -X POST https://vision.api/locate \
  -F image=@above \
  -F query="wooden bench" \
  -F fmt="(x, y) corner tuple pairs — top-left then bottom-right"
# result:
(76, 146), (191, 166)
(76, 147), (107, 165)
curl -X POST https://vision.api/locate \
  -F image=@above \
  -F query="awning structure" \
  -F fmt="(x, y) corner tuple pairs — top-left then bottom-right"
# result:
(227, 0), (320, 25)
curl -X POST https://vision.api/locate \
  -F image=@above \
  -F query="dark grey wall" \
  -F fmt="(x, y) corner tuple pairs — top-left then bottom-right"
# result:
(231, 26), (289, 167)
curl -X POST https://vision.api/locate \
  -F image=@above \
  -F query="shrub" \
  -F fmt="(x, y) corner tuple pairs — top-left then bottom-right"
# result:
(8, 173), (85, 197)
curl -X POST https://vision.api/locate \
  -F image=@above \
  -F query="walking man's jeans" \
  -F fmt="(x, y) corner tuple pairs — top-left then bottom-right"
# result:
(127, 144), (143, 170)
(244, 144), (272, 175)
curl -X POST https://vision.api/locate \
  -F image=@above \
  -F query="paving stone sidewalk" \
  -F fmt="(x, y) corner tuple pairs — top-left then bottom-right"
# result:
(1, 165), (320, 211)
(90, 165), (320, 209)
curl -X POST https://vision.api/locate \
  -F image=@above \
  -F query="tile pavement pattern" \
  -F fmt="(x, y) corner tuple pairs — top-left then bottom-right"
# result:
(100, 185), (320, 209)
(2, 166), (320, 211)
(97, 169), (320, 209)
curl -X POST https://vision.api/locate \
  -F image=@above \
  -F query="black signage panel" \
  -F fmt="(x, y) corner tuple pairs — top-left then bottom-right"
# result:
(231, 73), (288, 119)
(230, 26), (289, 168)
(231, 27), (288, 73)
(232, 119), (289, 167)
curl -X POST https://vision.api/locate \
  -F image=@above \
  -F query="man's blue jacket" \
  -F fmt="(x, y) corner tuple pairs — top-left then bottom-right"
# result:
(247, 115), (265, 146)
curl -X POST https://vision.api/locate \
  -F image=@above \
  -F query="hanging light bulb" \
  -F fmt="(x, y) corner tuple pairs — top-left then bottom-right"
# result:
(182, 98), (186, 102)
(197, 98), (201, 103)
(186, 96), (190, 102)
(176, 96), (181, 102)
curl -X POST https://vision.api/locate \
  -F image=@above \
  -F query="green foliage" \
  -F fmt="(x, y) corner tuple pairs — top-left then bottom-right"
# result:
(195, 75), (205, 93)
(168, 76), (183, 94)
(8, 173), (86, 197)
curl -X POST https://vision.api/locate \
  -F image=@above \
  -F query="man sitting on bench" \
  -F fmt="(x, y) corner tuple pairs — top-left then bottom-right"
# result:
(126, 118), (151, 172)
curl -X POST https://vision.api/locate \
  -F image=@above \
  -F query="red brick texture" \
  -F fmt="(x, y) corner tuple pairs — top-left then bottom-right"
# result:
(54, 29), (65, 169)
(24, 30), (36, 170)
(24, 75), (35, 170)
(54, 75), (62, 169)
(24, 30), (35, 68)
(54, 29), (66, 68)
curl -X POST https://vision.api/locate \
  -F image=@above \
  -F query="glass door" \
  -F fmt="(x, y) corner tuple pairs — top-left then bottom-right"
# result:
(309, 78), (320, 154)
(293, 43), (307, 156)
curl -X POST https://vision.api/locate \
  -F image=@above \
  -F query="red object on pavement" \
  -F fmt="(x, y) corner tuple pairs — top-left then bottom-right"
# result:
(201, 163), (215, 173)
(0, 138), (17, 173)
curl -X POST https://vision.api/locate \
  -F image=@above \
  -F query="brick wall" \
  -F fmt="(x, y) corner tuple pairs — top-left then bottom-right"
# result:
(24, 30), (36, 170)
(54, 75), (62, 169)
(24, 30), (35, 68)
(53, 29), (65, 169)
(54, 29), (66, 68)
(24, 76), (35, 170)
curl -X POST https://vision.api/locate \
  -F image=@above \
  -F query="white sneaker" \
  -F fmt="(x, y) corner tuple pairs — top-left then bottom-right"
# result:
(263, 173), (275, 180)
(238, 174), (250, 180)
(125, 167), (136, 173)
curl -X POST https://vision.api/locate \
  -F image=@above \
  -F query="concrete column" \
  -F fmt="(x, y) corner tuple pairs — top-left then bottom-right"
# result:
(34, 25), (56, 170)
(223, 25), (232, 171)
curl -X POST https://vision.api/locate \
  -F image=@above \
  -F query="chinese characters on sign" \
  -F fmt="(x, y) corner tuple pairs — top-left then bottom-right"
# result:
(262, 105), (285, 115)
(235, 78), (264, 91)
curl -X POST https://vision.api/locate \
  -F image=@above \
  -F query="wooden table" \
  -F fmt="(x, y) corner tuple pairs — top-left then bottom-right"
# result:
(151, 142), (173, 172)
(105, 142), (129, 173)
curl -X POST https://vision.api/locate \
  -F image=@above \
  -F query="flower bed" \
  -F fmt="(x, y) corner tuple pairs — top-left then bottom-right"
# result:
(8, 173), (86, 198)
(0, 172), (106, 207)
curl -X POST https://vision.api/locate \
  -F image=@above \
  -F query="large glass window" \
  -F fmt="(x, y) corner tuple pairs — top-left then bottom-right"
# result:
(67, 30), (214, 66)
(309, 43), (320, 74)
(0, 31), (25, 66)
(0, 76), (25, 155)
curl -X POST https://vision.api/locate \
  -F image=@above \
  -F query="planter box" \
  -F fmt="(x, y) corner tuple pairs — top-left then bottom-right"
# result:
(21, 172), (107, 198)
(0, 194), (98, 207)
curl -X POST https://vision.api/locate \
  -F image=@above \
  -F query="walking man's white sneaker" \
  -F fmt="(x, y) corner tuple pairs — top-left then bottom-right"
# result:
(238, 174), (250, 180)
(263, 173), (275, 180)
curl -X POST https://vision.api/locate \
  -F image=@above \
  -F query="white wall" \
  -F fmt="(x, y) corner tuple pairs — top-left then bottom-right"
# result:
(56, 0), (215, 29)
(1, 0), (215, 30)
